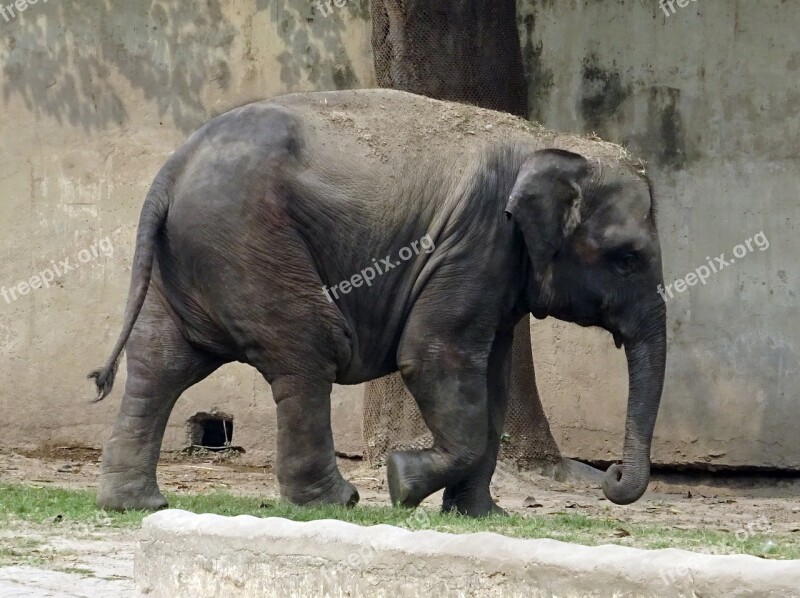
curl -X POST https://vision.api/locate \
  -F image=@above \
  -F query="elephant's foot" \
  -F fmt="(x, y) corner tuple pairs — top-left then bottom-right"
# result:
(280, 472), (359, 507)
(96, 471), (168, 512)
(442, 485), (508, 518)
(386, 451), (432, 508)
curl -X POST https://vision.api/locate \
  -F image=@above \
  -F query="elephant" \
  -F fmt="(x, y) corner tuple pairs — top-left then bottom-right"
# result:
(89, 89), (666, 516)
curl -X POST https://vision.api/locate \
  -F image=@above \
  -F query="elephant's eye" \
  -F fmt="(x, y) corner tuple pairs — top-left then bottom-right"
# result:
(612, 251), (640, 275)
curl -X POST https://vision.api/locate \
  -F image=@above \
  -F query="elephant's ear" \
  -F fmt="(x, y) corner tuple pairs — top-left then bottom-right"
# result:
(505, 149), (591, 285)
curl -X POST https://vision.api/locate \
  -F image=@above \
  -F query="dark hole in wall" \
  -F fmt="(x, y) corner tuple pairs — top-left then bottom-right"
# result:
(186, 412), (233, 450)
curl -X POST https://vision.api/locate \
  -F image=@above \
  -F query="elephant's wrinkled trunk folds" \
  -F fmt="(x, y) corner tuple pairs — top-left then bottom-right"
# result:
(602, 305), (667, 505)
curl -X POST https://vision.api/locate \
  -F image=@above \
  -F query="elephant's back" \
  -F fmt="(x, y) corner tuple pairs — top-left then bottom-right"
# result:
(269, 89), (647, 185)
(167, 89), (643, 208)
(269, 89), (542, 172)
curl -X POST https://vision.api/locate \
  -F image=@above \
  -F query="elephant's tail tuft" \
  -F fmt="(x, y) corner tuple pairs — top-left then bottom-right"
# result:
(87, 361), (119, 403)
(88, 164), (174, 403)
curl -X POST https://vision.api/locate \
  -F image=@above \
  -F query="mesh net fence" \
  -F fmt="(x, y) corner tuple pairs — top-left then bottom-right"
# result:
(361, 0), (560, 468)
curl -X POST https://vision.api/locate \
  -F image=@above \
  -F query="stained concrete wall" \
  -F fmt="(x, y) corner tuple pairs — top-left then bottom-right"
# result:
(0, 0), (797, 470)
(0, 0), (374, 460)
(521, 0), (800, 469)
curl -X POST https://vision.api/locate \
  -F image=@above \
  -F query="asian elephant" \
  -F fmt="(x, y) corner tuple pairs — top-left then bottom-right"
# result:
(90, 89), (666, 516)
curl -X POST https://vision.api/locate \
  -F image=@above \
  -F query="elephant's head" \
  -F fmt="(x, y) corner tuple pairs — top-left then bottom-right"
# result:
(506, 148), (666, 505)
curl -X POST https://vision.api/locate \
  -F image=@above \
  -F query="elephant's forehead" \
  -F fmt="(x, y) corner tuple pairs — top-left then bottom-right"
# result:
(601, 221), (651, 251)
(584, 175), (654, 250)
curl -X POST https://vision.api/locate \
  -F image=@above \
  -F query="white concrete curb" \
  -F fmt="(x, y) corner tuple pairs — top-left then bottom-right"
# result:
(135, 509), (800, 597)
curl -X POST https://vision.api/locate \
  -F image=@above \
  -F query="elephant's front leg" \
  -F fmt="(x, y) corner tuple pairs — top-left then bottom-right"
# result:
(442, 329), (513, 517)
(388, 329), (493, 509)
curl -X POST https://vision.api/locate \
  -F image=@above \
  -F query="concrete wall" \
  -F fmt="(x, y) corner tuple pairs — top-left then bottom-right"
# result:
(0, 0), (374, 460)
(0, 0), (797, 470)
(521, 0), (800, 469)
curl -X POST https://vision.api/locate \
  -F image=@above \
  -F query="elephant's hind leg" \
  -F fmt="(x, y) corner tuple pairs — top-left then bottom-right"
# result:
(267, 374), (359, 507)
(97, 292), (223, 511)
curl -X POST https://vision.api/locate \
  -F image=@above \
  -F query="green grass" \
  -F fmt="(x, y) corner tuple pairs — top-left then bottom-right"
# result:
(1, 483), (798, 560)
(0, 537), (48, 566)
(56, 566), (95, 577)
(0, 535), (71, 568)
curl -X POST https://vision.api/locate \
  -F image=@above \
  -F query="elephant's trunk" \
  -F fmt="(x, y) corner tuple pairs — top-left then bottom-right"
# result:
(602, 307), (667, 505)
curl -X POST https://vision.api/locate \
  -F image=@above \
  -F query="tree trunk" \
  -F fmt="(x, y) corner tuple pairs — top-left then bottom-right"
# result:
(363, 0), (561, 468)
(371, 0), (528, 116)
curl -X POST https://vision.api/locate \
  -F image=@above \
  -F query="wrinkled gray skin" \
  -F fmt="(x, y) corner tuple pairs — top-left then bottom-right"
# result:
(90, 89), (666, 516)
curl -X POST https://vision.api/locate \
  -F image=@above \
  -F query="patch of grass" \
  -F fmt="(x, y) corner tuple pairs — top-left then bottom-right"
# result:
(56, 566), (95, 577)
(1, 483), (798, 560)
(0, 546), (35, 567)
(0, 484), (143, 528)
(0, 537), (56, 567)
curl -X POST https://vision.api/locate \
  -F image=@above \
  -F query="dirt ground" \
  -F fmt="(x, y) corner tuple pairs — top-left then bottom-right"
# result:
(1, 448), (799, 596)
(4, 448), (800, 529)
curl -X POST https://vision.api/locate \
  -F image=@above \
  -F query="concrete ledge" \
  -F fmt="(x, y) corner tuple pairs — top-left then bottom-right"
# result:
(136, 510), (800, 597)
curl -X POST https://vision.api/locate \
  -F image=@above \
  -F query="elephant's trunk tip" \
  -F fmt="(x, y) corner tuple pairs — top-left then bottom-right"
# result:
(601, 462), (650, 505)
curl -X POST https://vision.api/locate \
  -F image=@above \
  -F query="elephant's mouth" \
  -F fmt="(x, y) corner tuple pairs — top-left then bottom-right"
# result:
(612, 331), (624, 349)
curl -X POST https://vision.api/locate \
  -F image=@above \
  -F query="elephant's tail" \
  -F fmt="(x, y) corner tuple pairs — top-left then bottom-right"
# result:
(88, 165), (174, 403)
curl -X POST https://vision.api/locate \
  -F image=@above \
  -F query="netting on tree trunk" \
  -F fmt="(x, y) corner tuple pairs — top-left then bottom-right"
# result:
(362, 0), (561, 468)
(362, 371), (433, 463)
(503, 319), (562, 469)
